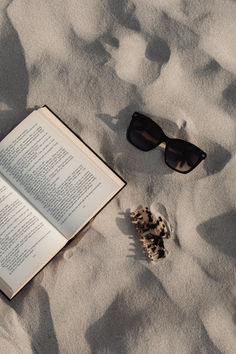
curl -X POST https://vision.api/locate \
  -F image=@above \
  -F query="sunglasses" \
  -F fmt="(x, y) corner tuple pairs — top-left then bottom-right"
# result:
(127, 112), (207, 174)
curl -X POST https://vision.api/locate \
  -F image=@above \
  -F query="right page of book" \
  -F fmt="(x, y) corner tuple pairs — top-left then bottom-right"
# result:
(0, 108), (125, 239)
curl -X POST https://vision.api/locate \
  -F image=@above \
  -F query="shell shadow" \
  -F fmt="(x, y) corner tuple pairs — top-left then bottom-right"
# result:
(116, 208), (149, 261)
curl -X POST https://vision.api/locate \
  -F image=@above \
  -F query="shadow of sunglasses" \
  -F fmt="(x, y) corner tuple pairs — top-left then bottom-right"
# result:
(127, 112), (207, 174)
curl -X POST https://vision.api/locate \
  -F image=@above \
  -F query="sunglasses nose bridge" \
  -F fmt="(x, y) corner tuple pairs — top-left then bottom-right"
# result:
(162, 133), (170, 144)
(152, 131), (169, 150)
(157, 141), (167, 153)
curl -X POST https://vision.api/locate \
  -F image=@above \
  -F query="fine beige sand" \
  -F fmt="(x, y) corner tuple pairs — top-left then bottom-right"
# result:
(0, 0), (236, 353)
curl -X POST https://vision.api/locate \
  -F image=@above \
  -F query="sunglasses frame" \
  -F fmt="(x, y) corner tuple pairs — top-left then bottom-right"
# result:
(127, 112), (207, 174)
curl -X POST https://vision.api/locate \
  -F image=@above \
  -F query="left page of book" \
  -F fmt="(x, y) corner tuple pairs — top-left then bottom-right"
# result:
(0, 175), (67, 298)
(0, 109), (124, 239)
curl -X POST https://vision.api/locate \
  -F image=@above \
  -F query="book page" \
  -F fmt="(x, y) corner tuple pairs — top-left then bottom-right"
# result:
(0, 109), (124, 239)
(0, 175), (66, 296)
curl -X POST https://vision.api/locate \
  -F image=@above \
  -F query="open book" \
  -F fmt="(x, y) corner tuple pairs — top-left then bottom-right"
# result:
(0, 106), (126, 299)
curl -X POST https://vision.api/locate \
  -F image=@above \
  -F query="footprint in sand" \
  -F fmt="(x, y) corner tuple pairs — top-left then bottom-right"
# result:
(103, 31), (171, 86)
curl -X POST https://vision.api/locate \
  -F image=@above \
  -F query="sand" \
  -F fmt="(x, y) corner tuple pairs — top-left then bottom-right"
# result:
(0, 0), (236, 353)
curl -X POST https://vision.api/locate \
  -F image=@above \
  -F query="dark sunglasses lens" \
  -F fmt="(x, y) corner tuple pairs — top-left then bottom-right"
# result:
(165, 140), (205, 173)
(127, 113), (164, 151)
